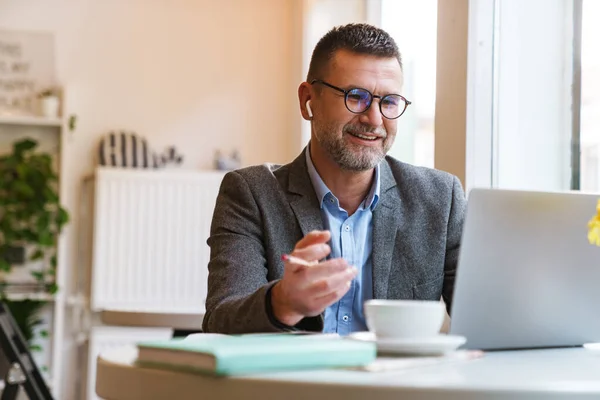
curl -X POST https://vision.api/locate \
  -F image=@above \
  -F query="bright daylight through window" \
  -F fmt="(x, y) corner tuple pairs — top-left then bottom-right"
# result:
(381, 0), (437, 168)
(580, 0), (600, 192)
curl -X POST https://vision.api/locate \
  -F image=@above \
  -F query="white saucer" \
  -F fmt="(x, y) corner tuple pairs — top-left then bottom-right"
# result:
(348, 332), (467, 356)
(583, 343), (600, 351)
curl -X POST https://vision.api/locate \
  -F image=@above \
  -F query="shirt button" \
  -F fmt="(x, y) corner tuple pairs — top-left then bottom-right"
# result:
(330, 198), (335, 203)
(344, 225), (350, 231)
(342, 315), (349, 322)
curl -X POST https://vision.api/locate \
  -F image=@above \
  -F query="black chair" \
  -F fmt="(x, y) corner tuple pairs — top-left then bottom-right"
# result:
(0, 302), (53, 400)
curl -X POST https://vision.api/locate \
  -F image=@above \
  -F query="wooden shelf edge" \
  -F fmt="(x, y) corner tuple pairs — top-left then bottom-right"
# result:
(0, 115), (62, 127)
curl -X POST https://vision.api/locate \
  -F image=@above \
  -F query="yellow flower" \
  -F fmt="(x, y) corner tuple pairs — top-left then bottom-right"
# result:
(588, 199), (600, 246)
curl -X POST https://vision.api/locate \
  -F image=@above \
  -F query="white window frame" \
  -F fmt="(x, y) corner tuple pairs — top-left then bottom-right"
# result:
(436, 0), (576, 193)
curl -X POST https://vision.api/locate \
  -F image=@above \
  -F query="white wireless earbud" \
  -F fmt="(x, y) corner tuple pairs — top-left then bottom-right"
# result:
(306, 100), (313, 118)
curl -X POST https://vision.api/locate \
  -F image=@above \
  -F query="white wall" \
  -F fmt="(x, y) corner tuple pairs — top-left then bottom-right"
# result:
(0, 1), (298, 398)
(0, 0), (298, 169)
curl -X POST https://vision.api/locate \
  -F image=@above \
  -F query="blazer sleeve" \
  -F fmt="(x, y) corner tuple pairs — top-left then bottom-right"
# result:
(200, 170), (280, 333)
(201, 170), (324, 334)
(442, 176), (467, 314)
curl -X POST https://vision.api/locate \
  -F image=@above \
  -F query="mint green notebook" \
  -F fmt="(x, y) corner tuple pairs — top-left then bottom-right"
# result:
(136, 334), (376, 376)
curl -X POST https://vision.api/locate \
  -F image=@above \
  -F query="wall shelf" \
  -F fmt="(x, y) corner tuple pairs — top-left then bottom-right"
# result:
(3, 292), (56, 302)
(0, 115), (62, 128)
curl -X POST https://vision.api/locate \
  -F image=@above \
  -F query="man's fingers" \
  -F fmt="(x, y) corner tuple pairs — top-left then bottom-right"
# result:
(306, 268), (357, 298)
(291, 242), (331, 264)
(297, 259), (354, 282)
(294, 230), (331, 251)
(310, 278), (354, 311)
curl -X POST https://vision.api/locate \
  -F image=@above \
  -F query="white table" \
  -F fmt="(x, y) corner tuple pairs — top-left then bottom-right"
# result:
(96, 345), (600, 400)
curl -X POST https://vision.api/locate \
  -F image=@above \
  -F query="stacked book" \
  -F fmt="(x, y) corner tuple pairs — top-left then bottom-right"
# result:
(135, 333), (376, 376)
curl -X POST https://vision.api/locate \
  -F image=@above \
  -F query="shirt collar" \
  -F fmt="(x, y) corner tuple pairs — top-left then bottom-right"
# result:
(305, 146), (380, 211)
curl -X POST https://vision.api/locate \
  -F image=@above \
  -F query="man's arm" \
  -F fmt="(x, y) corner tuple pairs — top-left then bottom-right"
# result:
(202, 171), (284, 334)
(201, 171), (327, 334)
(442, 176), (467, 314)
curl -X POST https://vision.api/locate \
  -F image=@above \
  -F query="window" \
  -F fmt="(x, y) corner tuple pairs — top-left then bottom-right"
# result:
(467, 0), (576, 192)
(380, 0), (437, 168)
(580, 0), (600, 192)
(300, 0), (369, 149)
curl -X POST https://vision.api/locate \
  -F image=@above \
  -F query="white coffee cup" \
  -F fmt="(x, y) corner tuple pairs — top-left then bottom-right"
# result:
(364, 299), (445, 339)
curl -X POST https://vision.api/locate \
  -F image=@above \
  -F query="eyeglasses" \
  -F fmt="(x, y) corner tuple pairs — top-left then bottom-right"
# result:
(310, 79), (411, 120)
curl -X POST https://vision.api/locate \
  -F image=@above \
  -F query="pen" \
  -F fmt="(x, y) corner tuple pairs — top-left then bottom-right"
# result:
(281, 254), (318, 267)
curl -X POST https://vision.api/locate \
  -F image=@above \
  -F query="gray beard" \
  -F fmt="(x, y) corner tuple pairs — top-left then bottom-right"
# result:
(314, 124), (390, 171)
(326, 139), (383, 171)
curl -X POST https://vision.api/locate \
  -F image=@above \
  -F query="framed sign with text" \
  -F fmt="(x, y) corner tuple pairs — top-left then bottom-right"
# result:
(0, 30), (55, 116)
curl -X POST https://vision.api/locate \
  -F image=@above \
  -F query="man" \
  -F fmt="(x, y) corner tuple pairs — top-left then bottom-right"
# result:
(202, 23), (466, 335)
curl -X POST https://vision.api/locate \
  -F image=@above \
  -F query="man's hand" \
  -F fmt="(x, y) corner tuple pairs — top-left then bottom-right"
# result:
(270, 230), (358, 326)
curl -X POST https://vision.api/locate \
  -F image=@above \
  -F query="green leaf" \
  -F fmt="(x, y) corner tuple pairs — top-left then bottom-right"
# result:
(3, 299), (46, 344)
(40, 329), (49, 338)
(39, 154), (52, 166)
(43, 187), (59, 203)
(22, 229), (38, 242)
(50, 255), (57, 268)
(36, 213), (50, 231)
(56, 207), (69, 226)
(46, 282), (58, 295)
(0, 259), (10, 272)
(30, 249), (44, 261)
(29, 344), (42, 352)
(31, 271), (45, 282)
(13, 138), (37, 154)
(16, 164), (27, 179)
(38, 230), (53, 246)
(13, 181), (34, 198)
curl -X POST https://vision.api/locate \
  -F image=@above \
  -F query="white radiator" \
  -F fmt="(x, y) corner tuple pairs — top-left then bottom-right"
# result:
(90, 167), (224, 314)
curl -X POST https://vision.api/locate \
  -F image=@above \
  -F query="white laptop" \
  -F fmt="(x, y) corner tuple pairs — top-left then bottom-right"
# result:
(449, 188), (600, 350)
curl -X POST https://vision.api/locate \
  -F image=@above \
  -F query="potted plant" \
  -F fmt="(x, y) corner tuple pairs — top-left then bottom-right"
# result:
(0, 138), (69, 350)
(37, 88), (60, 118)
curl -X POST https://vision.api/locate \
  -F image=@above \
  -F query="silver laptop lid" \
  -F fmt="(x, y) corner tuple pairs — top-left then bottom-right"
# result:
(450, 188), (600, 350)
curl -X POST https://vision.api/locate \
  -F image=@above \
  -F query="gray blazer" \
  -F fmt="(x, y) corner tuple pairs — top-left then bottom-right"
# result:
(202, 149), (467, 334)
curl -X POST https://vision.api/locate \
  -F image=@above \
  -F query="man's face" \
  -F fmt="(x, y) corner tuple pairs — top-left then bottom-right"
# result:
(311, 50), (404, 171)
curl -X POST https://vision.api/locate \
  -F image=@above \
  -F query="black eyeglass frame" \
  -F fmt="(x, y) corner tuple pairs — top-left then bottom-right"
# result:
(310, 79), (412, 120)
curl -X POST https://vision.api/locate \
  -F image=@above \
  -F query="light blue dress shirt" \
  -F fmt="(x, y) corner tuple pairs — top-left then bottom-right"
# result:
(305, 148), (380, 336)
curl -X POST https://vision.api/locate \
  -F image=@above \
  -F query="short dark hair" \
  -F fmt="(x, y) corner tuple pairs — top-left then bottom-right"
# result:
(307, 23), (402, 82)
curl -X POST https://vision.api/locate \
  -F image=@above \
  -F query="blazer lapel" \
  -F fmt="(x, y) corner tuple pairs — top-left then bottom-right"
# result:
(287, 150), (324, 236)
(372, 161), (401, 299)
(285, 150), (402, 299)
